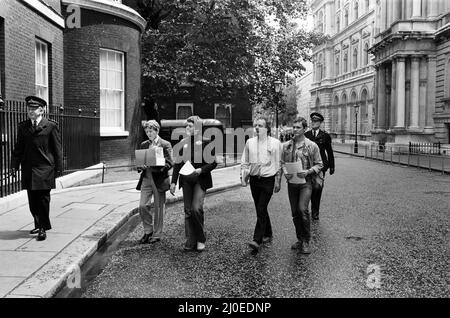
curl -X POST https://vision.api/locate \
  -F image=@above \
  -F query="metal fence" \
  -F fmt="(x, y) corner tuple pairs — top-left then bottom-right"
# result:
(334, 143), (449, 175)
(409, 141), (441, 155)
(1, 100), (100, 197)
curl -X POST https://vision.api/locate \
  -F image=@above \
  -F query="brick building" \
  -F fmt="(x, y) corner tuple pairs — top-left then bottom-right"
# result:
(0, 0), (65, 105)
(61, 0), (146, 162)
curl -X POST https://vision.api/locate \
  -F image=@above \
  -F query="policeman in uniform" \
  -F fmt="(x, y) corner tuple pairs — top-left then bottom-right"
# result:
(304, 112), (335, 220)
(11, 96), (63, 241)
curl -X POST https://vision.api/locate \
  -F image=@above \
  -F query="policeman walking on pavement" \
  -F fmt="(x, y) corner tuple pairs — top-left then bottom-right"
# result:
(304, 112), (335, 220)
(11, 96), (63, 241)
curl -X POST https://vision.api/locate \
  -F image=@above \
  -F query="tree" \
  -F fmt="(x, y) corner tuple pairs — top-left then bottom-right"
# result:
(137, 0), (326, 107)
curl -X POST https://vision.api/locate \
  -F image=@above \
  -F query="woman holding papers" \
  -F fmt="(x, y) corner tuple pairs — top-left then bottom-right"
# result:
(281, 117), (323, 254)
(170, 116), (217, 252)
(136, 120), (173, 244)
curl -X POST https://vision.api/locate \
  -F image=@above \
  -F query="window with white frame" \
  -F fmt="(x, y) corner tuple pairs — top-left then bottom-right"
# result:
(214, 103), (232, 128)
(100, 49), (125, 135)
(35, 39), (49, 104)
(176, 103), (193, 119)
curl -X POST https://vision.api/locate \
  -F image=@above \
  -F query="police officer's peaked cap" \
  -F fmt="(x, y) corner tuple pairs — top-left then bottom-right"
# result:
(25, 95), (47, 108)
(310, 112), (324, 122)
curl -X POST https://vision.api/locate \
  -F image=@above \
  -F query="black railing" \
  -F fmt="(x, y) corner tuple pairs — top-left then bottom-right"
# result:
(409, 142), (441, 155)
(1, 100), (100, 198)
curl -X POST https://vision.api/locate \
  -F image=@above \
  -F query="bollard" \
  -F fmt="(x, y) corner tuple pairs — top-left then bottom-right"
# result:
(428, 152), (431, 172)
(102, 162), (106, 183)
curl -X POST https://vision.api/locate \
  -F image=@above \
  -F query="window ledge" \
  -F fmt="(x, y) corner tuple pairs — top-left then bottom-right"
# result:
(101, 130), (129, 137)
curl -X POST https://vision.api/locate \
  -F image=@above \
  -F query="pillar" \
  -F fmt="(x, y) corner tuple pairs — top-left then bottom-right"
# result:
(390, 60), (397, 129)
(409, 57), (420, 129)
(412, 0), (421, 18)
(395, 57), (406, 129)
(380, 0), (387, 32)
(428, 0), (439, 17)
(376, 64), (387, 130)
(392, 0), (401, 22)
(425, 56), (436, 132)
(347, 104), (352, 132)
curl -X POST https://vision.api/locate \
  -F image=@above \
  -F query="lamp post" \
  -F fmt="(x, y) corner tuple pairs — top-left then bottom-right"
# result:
(274, 80), (282, 138)
(353, 104), (360, 153)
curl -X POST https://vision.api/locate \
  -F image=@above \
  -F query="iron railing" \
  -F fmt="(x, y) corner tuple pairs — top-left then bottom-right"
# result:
(409, 141), (441, 155)
(1, 100), (100, 197)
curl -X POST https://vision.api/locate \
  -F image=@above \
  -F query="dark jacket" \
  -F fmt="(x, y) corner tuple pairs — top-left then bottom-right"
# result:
(171, 136), (217, 191)
(304, 129), (335, 173)
(136, 137), (173, 192)
(11, 118), (63, 190)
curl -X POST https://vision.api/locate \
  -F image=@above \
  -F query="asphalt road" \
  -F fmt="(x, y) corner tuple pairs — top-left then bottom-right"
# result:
(81, 154), (450, 298)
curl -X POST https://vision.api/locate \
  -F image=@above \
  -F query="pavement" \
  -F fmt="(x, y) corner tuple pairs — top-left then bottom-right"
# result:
(81, 153), (450, 298)
(0, 165), (241, 298)
(332, 142), (450, 174)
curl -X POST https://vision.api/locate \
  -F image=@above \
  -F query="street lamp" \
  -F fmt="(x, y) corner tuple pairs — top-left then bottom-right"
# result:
(274, 80), (282, 138)
(353, 104), (360, 153)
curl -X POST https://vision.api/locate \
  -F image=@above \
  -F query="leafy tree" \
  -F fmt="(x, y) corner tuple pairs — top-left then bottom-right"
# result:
(136, 0), (326, 108)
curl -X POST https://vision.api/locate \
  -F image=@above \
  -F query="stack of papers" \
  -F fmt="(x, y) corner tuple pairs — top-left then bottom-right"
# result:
(135, 147), (165, 167)
(284, 161), (305, 184)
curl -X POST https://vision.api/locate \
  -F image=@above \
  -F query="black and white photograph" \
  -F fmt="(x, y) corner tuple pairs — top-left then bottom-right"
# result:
(0, 0), (449, 306)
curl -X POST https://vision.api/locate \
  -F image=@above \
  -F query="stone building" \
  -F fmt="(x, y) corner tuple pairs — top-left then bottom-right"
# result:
(310, 0), (376, 141)
(370, 0), (450, 145)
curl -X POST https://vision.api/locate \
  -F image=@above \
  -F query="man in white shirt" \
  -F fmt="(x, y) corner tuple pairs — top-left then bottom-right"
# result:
(241, 116), (282, 252)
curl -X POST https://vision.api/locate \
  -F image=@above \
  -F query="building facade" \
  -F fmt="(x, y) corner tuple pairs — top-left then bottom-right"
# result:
(62, 0), (146, 162)
(310, 0), (376, 141)
(296, 62), (313, 120)
(370, 0), (450, 145)
(0, 0), (65, 105)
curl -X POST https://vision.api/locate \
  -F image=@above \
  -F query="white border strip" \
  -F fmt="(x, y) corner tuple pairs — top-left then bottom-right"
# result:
(22, 0), (65, 28)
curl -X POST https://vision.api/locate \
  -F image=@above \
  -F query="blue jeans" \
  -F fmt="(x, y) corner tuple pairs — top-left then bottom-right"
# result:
(287, 179), (312, 242)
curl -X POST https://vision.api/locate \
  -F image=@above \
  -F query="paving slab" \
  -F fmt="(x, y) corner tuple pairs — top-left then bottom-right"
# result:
(0, 277), (27, 297)
(0, 230), (34, 250)
(0, 251), (54, 277)
(16, 233), (75, 253)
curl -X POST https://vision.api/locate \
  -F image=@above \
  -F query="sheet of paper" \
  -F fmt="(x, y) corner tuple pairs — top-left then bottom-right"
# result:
(149, 146), (165, 166)
(284, 161), (305, 184)
(179, 160), (196, 176)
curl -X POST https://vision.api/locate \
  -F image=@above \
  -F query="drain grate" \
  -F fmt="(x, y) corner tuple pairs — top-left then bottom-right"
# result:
(345, 236), (364, 241)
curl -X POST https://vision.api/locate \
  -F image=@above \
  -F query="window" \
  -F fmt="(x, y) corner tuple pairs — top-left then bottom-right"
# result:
(335, 56), (340, 76)
(35, 39), (49, 104)
(176, 103), (193, 119)
(100, 49), (125, 135)
(365, 0), (370, 12)
(354, 1), (359, 20)
(318, 11), (324, 32)
(336, 16), (340, 33)
(353, 48), (358, 70)
(214, 103), (232, 128)
(344, 9), (349, 27)
(337, 0), (340, 8)
(364, 43), (369, 65)
(343, 52), (348, 73)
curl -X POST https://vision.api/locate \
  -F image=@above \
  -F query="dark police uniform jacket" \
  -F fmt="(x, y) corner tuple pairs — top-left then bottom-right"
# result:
(11, 118), (63, 190)
(304, 129), (335, 173)
(136, 137), (173, 192)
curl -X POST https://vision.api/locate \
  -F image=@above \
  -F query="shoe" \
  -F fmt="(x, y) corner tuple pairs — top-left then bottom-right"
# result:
(262, 236), (273, 244)
(139, 233), (152, 244)
(29, 228), (39, 234)
(248, 241), (260, 251)
(149, 237), (161, 244)
(291, 241), (302, 250)
(36, 229), (46, 241)
(301, 241), (311, 254)
(196, 242), (205, 251)
(312, 212), (319, 220)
